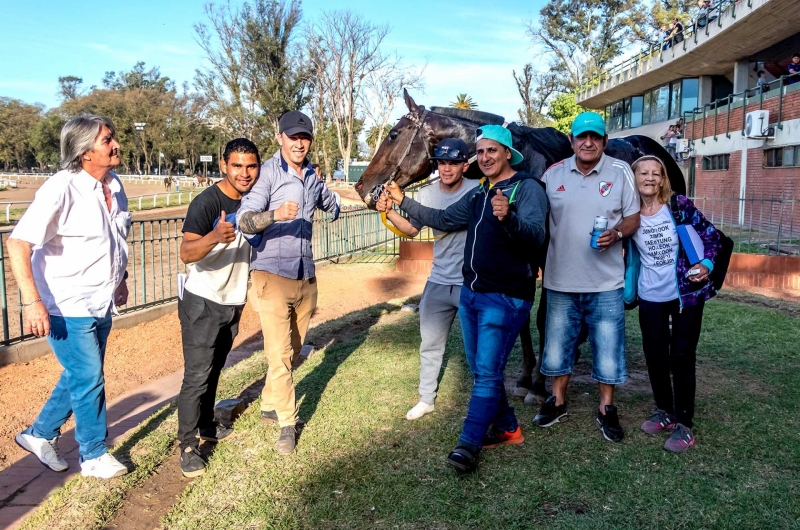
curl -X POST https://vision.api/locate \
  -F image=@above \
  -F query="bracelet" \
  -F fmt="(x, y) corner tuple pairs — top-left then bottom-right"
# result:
(21, 298), (41, 307)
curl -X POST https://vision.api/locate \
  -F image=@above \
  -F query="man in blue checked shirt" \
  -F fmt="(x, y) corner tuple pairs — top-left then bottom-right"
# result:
(237, 110), (340, 455)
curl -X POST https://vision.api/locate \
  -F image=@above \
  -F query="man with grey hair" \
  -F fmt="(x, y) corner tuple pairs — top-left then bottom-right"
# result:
(8, 115), (131, 479)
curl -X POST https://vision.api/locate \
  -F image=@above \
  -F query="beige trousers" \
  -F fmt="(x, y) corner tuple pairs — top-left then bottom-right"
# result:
(249, 270), (317, 427)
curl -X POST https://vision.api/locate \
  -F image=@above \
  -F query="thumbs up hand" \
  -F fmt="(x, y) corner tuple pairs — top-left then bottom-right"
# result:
(491, 188), (510, 222)
(212, 210), (236, 244)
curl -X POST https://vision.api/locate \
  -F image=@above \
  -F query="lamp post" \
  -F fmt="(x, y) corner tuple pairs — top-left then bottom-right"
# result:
(134, 122), (146, 175)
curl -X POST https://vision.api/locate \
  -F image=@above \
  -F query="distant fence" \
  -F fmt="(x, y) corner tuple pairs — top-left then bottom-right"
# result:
(0, 208), (397, 346)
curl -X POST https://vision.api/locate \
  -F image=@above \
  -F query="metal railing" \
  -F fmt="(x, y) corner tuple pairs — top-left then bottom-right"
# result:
(689, 195), (800, 256)
(0, 208), (398, 346)
(682, 71), (800, 147)
(578, 0), (747, 99)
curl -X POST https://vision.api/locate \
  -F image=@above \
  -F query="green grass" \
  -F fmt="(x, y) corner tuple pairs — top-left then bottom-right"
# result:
(156, 294), (800, 529)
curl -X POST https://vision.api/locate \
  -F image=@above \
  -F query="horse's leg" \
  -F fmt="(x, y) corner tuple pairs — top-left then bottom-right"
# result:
(514, 315), (535, 397)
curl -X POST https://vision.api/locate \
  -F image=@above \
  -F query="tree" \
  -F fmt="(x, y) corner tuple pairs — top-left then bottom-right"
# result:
(527, 0), (648, 90)
(58, 76), (85, 101)
(362, 61), (424, 158)
(451, 93), (477, 110)
(547, 92), (587, 134)
(28, 111), (64, 170)
(307, 10), (392, 179)
(0, 98), (42, 171)
(513, 64), (560, 127)
(193, 0), (310, 154)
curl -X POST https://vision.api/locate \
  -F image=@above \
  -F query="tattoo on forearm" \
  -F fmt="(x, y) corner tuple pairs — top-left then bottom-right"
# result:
(239, 210), (275, 234)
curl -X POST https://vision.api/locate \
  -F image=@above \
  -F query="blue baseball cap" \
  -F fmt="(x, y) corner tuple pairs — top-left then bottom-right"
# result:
(475, 125), (524, 166)
(430, 138), (469, 161)
(571, 112), (606, 137)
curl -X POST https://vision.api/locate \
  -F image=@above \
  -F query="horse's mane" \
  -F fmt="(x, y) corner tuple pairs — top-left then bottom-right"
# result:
(507, 123), (573, 167)
(429, 107), (506, 126)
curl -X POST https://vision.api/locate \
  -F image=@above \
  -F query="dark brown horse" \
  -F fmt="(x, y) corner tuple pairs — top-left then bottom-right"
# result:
(356, 90), (686, 400)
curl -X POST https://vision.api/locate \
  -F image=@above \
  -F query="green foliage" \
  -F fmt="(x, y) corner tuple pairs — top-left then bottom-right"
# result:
(0, 98), (42, 171)
(547, 92), (587, 133)
(451, 93), (477, 110)
(28, 111), (64, 170)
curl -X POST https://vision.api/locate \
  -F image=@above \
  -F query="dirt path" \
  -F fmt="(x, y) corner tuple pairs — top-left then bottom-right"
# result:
(0, 262), (426, 471)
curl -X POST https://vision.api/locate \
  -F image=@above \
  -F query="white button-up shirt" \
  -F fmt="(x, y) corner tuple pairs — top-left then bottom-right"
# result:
(10, 169), (131, 317)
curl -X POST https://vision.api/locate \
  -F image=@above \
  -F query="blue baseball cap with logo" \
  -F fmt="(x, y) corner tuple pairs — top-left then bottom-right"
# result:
(430, 138), (469, 161)
(476, 125), (524, 166)
(571, 112), (606, 137)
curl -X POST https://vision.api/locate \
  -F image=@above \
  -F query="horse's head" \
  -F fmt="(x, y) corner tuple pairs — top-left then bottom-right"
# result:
(356, 90), (451, 208)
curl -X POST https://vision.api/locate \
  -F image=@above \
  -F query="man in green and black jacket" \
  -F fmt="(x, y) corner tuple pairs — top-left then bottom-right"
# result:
(384, 125), (547, 473)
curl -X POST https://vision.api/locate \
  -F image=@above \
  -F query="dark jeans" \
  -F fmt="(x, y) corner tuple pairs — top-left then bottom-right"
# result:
(458, 288), (532, 452)
(177, 290), (243, 449)
(638, 299), (705, 428)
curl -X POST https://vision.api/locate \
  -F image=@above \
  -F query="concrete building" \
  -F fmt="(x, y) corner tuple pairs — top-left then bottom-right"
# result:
(576, 0), (799, 236)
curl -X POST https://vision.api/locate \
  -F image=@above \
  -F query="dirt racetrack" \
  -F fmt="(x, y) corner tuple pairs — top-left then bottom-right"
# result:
(0, 261), (425, 471)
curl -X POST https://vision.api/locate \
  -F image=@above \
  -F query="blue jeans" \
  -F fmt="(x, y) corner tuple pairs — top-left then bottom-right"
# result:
(32, 312), (113, 460)
(458, 288), (532, 452)
(541, 289), (627, 385)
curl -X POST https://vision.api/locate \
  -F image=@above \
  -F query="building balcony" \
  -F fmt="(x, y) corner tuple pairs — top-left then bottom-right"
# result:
(577, 0), (797, 109)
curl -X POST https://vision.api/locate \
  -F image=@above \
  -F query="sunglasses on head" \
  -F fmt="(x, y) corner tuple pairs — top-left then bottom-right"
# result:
(432, 147), (467, 160)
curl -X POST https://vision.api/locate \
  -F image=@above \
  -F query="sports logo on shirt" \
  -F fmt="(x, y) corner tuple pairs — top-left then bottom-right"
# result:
(599, 181), (613, 197)
(556, 185), (566, 192)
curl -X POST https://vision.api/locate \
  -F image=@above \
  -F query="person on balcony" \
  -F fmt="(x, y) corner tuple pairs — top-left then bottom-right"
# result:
(236, 111), (341, 456)
(375, 138), (478, 422)
(667, 18), (684, 47)
(788, 53), (800, 85)
(696, 0), (717, 29)
(8, 116), (131, 479)
(628, 155), (722, 453)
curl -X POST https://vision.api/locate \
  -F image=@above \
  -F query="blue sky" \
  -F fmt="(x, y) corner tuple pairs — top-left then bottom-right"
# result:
(0, 0), (547, 123)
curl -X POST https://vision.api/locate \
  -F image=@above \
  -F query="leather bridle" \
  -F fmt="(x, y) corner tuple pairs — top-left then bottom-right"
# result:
(371, 109), (431, 203)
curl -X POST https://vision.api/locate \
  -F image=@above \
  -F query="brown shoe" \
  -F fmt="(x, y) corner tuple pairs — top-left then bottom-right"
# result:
(276, 426), (297, 455)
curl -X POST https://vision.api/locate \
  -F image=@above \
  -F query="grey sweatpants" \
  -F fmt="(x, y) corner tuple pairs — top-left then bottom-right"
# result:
(419, 281), (462, 405)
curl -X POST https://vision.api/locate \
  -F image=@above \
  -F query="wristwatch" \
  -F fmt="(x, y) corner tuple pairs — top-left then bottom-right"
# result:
(616, 230), (623, 241)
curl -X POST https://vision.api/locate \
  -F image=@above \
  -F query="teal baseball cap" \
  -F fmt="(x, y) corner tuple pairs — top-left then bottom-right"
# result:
(475, 125), (524, 166)
(571, 112), (606, 137)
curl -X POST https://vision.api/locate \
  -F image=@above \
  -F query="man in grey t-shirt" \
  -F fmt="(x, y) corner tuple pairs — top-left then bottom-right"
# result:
(376, 138), (477, 420)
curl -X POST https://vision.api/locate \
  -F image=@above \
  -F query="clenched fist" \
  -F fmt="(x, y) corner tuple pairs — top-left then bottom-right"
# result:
(384, 182), (405, 205)
(376, 193), (392, 212)
(274, 201), (300, 221)
(212, 210), (236, 244)
(491, 189), (510, 221)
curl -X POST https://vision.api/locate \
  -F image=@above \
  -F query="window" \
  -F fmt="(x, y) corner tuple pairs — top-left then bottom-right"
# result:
(702, 154), (730, 170)
(681, 78), (699, 117)
(764, 146), (800, 168)
(623, 97), (632, 129)
(652, 85), (670, 123)
(630, 96), (643, 128)
(670, 80), (682, 120)
(643, 91), (654, 125)
(606, 99), (625, 133)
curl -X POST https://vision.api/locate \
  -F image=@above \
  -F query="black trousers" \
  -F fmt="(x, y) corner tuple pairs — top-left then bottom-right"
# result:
(177, 290), (243, 449)
(638, 298), (705, 428)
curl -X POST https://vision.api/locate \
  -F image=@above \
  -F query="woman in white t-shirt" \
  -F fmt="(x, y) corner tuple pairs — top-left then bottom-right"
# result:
(630, 155), (722, 454)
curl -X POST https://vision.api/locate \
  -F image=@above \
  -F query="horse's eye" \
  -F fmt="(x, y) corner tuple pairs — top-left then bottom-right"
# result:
(389, 130), (398, 141)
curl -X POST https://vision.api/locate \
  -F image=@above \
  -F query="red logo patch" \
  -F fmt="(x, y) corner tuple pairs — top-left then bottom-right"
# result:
(599, 181), (613, 197)
(556, 185), (566, 192)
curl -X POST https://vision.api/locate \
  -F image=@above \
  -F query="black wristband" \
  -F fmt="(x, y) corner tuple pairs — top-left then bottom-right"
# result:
(123, 271), (129, 280)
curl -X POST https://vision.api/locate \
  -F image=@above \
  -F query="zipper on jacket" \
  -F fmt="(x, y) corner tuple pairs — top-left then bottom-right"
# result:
(469, 184), (490, 291)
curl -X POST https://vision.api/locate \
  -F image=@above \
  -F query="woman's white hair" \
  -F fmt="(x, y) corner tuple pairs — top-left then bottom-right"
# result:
(60, 115), (116, 173)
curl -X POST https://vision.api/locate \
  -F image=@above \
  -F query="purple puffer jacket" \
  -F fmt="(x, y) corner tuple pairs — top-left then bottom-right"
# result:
(627, 194), (722, 308)
(668, 194), (722, 307)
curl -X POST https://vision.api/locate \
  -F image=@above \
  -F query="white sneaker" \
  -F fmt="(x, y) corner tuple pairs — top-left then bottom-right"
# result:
(80, 452), (128, 479)
(406, 402), (435, 420)
(15, 429), (68, 472)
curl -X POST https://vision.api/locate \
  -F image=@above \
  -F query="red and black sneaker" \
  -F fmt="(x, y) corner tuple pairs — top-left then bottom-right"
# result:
(482, 426), (524, 449)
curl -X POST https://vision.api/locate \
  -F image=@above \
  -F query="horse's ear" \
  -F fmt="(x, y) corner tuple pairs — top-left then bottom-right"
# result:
(403, 88), (419, 115)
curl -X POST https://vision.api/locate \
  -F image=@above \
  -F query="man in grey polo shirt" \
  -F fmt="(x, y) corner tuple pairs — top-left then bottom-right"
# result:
(533, 112), (640, 442)
(375, 138), (478, 420)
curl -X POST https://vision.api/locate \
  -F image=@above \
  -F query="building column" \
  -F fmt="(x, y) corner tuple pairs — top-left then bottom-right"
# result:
(698, 76), (714, 107)
(733, 60), (751, 96)
(739, 146), (747, 225)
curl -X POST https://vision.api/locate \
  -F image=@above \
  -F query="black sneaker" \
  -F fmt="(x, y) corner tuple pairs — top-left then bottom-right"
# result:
(597, 405), (625, 442)
(198, 423), (234, 442)
(261, 410), (279, 424)
(276, 426), (297, 455)
(532, 396), (567, 427)
(446, 445), (480, 473)
(180, 446), (206, 478)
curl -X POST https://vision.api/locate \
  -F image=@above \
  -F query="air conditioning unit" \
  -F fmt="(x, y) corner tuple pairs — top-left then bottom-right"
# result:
(676, 138), (691, 153)
(745, 110), (775, 139)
